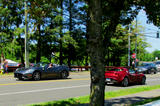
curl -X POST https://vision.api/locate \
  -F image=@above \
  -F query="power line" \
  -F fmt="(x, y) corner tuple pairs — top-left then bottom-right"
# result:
(143, 34), (160, 39)
(146, 28), (158, 31)
(141, 32), (157, 34)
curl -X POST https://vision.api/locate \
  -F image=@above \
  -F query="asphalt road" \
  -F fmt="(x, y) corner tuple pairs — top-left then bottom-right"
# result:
(0, 72), (160, 106)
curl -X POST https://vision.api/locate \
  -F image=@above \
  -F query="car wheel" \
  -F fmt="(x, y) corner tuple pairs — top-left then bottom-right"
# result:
(105, 82), (108, 85)
(122, 77), (128, 87)
(147, 70), (151, 74)
(33, 72), (41, 81)
(61, 71), (68, 79)
(154, 69), (157, 74)
(18, 78), (23, 81)
(150, 69), (155, 74)
(141, 77), (146, 85)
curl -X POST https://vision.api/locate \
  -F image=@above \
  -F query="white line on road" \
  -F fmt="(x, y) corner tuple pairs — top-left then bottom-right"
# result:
(0, 85), (89, 96)
(147, 79), (160, 82)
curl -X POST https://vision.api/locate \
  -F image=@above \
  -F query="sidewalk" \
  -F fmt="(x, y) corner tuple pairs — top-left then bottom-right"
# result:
(79, 89), (160, 106)
(105, 89), (160, 106)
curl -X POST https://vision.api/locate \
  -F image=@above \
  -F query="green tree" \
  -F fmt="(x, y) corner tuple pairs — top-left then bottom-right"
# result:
(26, 0), (58, 63)
(153, 50), (160, 60)
(0, 0), (24, 63)
(87, 0), (156, 105)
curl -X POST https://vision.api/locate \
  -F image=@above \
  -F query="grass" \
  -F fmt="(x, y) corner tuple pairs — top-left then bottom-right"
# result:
(29, 85), (160, 106)
(0, 72), (13, 76)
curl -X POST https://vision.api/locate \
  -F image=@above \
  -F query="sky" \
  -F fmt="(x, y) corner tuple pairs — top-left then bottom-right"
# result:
(137, 10), (160, 53)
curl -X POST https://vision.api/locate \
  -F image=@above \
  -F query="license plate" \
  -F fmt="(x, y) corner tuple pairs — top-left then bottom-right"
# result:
(106, 78), (111, 81)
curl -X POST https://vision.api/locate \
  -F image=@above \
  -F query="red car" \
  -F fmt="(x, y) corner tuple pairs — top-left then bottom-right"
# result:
(105, 67), (146, 87)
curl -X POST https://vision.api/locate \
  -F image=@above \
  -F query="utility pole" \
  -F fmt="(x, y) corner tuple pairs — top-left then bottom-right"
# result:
(128, 25), (131, 67)
(157, 27), (160, 38)
(25, 0), (29, 68)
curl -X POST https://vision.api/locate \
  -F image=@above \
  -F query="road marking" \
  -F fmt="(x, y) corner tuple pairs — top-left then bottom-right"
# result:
(0, 78), (90, 86)
(0, 85), (89, 96)
(147, 79), (160, 82)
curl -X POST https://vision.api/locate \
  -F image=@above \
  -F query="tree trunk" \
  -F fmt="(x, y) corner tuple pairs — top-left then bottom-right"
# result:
(67, 0), (73, 68)
(18, 34), (24, 65)
(88, 0), (105, 106)
(16, 24), (24, 65)
(85, 9), (89, 69)
(36, 24), (41, 63)
(67, 43), (72, 68)
(59, 0), (63, 65)
(106, 48), (110, 66)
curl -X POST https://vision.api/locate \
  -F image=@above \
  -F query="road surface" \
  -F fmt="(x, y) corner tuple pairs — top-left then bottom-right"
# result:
(0, 72), (160, 106)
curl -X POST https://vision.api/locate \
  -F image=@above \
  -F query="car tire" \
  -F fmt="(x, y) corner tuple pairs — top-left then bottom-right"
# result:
(147, 70), (151, 74)
(141, 77), (146, 85)
(61, 71), (68, 79)
(18, 78), (23, 81)
(33, 72), (41, 81)
(122, 77), (128, 87)
(105, 82), (108, 85)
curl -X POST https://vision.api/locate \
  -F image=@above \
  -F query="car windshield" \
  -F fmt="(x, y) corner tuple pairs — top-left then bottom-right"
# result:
(35, 63), (47, 67)
(129, 69), (136, 74)
(142, 63), (151, 66)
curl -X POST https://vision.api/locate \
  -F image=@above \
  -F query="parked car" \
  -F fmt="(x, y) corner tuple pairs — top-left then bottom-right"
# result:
(5, 59), (23, 72)
(137, 62), (157, 74)
(7, 63), (23, 72)
(14, 62), (69, 81)
(155, 61), (160, 71)
(105, 67), (146, 87)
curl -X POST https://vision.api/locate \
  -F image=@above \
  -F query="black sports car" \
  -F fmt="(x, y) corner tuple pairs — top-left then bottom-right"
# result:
(137, 62), (157, 74)
(14, 63), (69, 80)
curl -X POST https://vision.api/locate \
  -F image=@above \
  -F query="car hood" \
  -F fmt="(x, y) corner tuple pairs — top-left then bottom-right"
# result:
(15, 67), (37, 73)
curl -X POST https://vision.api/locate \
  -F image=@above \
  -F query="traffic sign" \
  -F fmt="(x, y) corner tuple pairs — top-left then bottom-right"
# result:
(132, 53), (136, 58)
